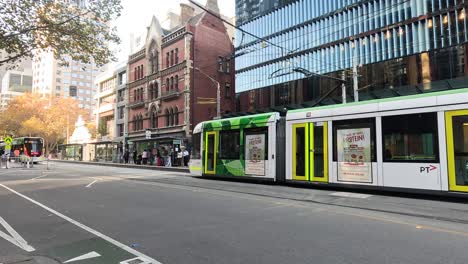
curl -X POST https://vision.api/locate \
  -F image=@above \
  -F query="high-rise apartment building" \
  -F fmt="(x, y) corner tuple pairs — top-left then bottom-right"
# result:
(235, 0), (468, 112)
(0, 69), (33, 110)
(32, 52), (100, 114)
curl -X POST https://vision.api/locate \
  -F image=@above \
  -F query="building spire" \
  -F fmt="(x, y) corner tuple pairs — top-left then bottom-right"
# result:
(205, 0), (219, 14)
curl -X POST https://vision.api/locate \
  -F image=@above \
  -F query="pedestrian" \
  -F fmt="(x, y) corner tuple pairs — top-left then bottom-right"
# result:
(183, 149), (190, 167)
(142, 149), (148, 165)
(133, 149), (137, 164)
(123, 150), (129, 164)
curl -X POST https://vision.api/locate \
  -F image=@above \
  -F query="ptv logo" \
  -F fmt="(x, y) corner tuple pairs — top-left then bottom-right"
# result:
(420, 165), (437, 173)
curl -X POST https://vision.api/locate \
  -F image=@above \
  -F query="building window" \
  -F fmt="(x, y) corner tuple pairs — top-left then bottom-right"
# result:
(154, 83), (159, 98)
(165, 109), (170, 127)
(225, 82), (231, 98)
(166, 52), (169, 68)
(169, 108), (174, 126)
(134, 68), (137, 80)
(225, 59), (230, 73)
(174, 75), (178, 91)
(149, 84), (153, 100)
(69, 86), (77, 97)
(382, 113), (439, 162)
(170, 77), (174, 90)
(175, 48), (179, 64)
(174, 107), (179, 126)
(218, 57), (223, 72)
(170, 50), (174, 66)
(133, 116), (137, 131)
(166, 78), (170, 91)
(219, 130), (240, 160)
(150, 107), (158, 128)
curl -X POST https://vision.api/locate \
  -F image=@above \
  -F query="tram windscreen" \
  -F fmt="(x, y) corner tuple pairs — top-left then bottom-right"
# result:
(25, 138), (43, 157)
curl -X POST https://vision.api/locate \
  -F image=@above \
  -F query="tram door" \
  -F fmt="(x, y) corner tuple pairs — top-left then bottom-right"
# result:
(292, 122), (328, 182)
(446, 110), (468, 192)
(205, 132), (217, 175)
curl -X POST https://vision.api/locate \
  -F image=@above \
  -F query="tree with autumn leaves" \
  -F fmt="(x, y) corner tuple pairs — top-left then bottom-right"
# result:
(0, 93), (89, 155)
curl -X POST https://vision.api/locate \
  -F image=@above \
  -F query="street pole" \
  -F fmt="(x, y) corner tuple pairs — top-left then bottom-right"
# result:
(216, 82), (220, 118)
(194, 67), (221, 119)
(341, 71), (347, 104)
(353, 56), (359, 102)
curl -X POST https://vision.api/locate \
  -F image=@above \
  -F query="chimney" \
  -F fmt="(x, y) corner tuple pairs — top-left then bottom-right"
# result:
(179, 3), (195, 25)
(167, 12), (180, 29)
(205, 0), (220, 14)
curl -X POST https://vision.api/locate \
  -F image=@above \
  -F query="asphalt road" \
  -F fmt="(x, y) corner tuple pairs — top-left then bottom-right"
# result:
(1, 162), (468, 264)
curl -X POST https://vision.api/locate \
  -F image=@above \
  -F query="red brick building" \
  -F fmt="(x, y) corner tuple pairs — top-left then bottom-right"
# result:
(126, 1), (234, 157)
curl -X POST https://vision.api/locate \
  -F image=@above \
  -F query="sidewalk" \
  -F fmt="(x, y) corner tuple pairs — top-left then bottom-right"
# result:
(52, 159), (190, 173)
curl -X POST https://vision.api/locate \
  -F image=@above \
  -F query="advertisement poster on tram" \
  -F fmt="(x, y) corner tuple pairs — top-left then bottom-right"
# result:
(337, 128), (372, 183)
(245, 134), (265, 176)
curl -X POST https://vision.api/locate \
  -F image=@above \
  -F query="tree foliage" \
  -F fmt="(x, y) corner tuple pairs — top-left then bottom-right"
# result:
(0, 0), (122, 67)
(0, 93), (87, 154)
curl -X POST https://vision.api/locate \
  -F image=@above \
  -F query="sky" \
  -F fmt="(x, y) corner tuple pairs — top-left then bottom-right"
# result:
(112, 0), (235, 62)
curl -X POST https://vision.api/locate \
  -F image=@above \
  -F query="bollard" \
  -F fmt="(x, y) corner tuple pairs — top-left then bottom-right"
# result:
(27, 160), (30, 169)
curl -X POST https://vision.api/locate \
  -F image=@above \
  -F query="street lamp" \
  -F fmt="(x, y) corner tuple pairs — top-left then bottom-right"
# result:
(194, 67), (220, 119)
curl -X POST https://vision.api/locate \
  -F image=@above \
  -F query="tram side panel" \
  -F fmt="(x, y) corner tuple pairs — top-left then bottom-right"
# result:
(199, 113), (279, 180)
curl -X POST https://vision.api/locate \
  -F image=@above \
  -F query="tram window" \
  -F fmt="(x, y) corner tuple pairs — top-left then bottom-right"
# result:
(382, 113), (439, 162)
(333, 118), (376, 162)
(219, 130), (240, 160)
(244, 127), (269, 160)
(191, 133), (201, 159)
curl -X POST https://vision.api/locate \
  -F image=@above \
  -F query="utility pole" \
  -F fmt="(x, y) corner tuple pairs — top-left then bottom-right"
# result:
(194, 67), (221, 118)
(353, 56), (359, 102)
(341, 71), (347, 104)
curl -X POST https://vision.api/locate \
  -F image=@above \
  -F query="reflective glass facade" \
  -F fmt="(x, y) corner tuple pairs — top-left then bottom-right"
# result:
(235, 0), (468, 111)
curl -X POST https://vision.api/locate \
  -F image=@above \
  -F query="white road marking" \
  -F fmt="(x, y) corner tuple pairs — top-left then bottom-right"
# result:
(30, 175), (47, 181)
(330, 192), (372, 199)
(121, 257), (153, 264)
(85, 179), (98, 188)
(64, 251), (101, 263)
(0, 183), (162, 264)
(0, 217), (35, 252)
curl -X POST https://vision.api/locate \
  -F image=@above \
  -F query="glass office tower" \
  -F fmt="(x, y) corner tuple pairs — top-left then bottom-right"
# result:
(235, 0), (468, 113)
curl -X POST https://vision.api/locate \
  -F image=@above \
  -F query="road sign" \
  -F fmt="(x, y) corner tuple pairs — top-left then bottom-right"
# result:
(4, 136), (12, 145)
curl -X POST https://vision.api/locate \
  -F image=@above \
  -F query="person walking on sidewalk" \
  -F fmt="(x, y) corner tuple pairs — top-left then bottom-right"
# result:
(132, 150), (137, 164)
(123, 150), (129, 164)
(142, 149), (148, 165)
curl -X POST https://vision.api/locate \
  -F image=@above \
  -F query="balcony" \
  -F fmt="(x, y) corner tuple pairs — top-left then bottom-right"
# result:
(128, 100), (145, 109)
(160, 88), (180, 101)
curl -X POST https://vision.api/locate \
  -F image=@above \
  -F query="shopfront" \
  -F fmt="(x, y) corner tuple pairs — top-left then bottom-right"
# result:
(59, 144), (83, 161)
(129, 136), (186, 166)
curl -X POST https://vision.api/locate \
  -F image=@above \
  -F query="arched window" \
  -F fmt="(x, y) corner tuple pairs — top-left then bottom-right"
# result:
(133, 115), (137, 131)
(174, 75), (178, 91)
(170, 77), (174, 90)
(169, 108), (174, 126)
(174, 107), (179, 126)
(139, 114), (143, 130)
(165, 109), (170, 127)
(166, 78), (169, 92)
(155, 83), (159, 99)
(133, 90), (137, 102)
(148, 84), (153, 100)
(134, 68), (137, 80)
(150, 107), (158, 128)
